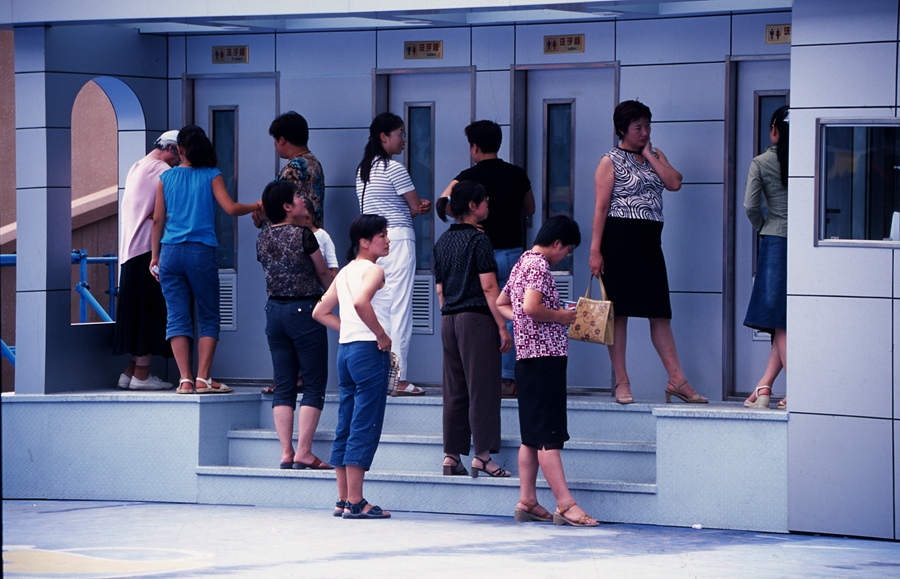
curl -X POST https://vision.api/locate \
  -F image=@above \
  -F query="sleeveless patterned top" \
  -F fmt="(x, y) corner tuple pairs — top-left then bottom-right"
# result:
(606, 147), (665, 222)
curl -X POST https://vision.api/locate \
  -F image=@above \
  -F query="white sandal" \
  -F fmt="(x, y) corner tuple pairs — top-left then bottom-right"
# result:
(195, 377), (233, 394)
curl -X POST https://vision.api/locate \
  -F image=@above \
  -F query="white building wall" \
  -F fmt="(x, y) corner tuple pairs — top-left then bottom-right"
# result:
(786, 0), (900, 540)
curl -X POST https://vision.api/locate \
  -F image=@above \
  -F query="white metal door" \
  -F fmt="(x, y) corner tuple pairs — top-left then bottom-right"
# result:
(192, 76), (277, 380)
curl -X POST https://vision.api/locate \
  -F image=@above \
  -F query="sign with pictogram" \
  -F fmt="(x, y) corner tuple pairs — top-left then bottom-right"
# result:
(404, 41), (443, 59)
(543, 35), (585, 54)
(765, 24), (791, 45)
(212, 46), (250, 64)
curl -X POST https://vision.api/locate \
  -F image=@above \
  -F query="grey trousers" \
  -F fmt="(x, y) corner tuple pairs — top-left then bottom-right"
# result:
(441, 311), (502, 456)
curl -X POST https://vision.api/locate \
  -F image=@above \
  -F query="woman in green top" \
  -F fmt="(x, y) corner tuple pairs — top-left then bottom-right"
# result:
(742, 105), (789, 410)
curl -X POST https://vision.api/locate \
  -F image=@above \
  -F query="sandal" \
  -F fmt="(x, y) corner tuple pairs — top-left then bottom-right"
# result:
(514, 500), (552, 523)
(471, 456), (510, 478)
(195, 377), (233, 394)
(664, 381), (708, 404)
(501, 379), (517, 399)
(342, 498), (390, 519)
(262, 384), (275, 395)
(334, 499), (347, 517)
(744, 384), (772, 408)
(442, 455), (468, 476)
(176, 379), (194, 394)
(553, 503), (599, 527)
(777, 396), (787, 410)
(293, 457), (333, 470)
(615, 382), (634, 405)
(391, 382), (425, 397)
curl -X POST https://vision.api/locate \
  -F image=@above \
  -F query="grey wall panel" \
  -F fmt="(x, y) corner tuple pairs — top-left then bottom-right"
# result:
(308, 128), (368, 188)
(471, 25), (514, 71)
(661, 184), (722, 293)
(789, 295), (893, 419)
(895, 300), (900, 420)
(896, 420), (900, 539)
(786, 178), (894, 298)
(619, 63), (724, 122)
(277, 31), (376, 76)
(787, 108), (895, 180)
(280, 75), (372, 129)
(13, 25), (45, 73)
(514, 21), (615, 65)
(14, 72), (44, 129)
(186, 34), (275, 75)
(620, 292), (722, 403)
(376, 27), (471, 69)
(788, 413), (894, 539)
(167, 79), (181, 129)
(168, 35), (186, 79)
(15, 128), (48, 190)
(648, 121), (723, 184)
(118, 77), (168, 136)
(790, 44), (897, 109)
(13, 292), (47, 393)
(45, 25), (167, 77)
(117, 131), (145, 188)
(792, 0), (899, 45)
(15, 188), (71, 292)
(896, 252), (900, 299)
(475, 70), (510, 125)
(731, 12), (792, 56)
(616, 16), (729, 65)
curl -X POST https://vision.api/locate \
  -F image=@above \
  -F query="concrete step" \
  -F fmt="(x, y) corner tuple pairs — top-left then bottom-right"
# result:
(228, 429), (657, 483)
(196, 466), (658, 524)
(257, 394), (658, 444)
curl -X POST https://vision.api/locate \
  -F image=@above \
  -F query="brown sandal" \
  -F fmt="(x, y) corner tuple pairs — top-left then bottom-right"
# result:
(514, 500), (552, 522)
(664, 381), (708, 404)
(615, 382), (634, 404)
(553, 503), (599, 527)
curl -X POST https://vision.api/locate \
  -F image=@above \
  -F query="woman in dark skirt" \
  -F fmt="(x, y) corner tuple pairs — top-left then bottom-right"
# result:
(742, 106), (790, 410)
(589, 100), (707, 405)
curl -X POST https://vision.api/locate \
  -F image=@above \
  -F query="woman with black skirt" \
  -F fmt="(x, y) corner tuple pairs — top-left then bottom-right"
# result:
(589, 100), (707, 405)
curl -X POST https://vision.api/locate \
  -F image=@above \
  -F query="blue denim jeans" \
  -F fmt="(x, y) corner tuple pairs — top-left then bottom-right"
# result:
(159, 242), (219, 341)
(330, 341), (389, 470)
(494, 247), (522, 380)
(265, 298), (328, 410)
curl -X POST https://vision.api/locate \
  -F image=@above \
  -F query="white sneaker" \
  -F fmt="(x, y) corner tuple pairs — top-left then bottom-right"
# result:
(129, 374), (174, 390)
(117, 373), (132, 389)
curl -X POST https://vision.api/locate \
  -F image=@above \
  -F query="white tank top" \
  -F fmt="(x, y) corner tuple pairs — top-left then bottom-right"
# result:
(337, 259), (392, 344)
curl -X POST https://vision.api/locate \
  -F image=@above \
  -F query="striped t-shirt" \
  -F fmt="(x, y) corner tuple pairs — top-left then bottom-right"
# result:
(356, 158), (416, 229)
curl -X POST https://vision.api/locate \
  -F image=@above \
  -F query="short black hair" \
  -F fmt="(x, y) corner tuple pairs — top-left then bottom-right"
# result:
(346, 214), (388, 262)
(436, 180), (487, 222)
(261, 180), (299, 225)
(464, 120), (502, 154)
(269, 111), (310, 147)
(613, 100), (652, 140)
(534, 215), (581, 248)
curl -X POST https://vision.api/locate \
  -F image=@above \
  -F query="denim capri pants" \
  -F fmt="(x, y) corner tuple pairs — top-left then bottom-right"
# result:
(159, 242), (220, 341)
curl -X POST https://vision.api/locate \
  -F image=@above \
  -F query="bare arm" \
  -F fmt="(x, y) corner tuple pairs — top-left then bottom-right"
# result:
(211, 175), (261, 216)
(309, 249), (333, 291)
(149, 180), (167, 280)
(496, 291), (514, 322)
(437, 180), (459, 219)
(312, 281), (341, 332)
(523, 289), (576, 325)
(354, 265), (392, 351)
(401, 190), (432, 217)
(435, 282), (444, 310)
(522, 188), (535, 216)
(590, 156), (613, 277)
(480, 272), (512, 353)
(643, 144), (682, 191)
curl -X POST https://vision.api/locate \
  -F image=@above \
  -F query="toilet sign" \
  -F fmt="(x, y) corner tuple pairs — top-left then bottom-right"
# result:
(544, 35), (585, 54)
(765, 24), (791, 44)
(212, 46), (250, 64)
(404, 41), (443, 59)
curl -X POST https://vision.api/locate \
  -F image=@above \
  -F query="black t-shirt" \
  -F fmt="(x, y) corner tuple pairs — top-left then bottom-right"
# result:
(454, 158), (531, 250)
(433, 224), (497, 316)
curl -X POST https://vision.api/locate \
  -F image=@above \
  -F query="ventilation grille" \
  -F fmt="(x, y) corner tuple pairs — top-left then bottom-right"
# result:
(219, 270), (237, 331)
(411, 273), (433, 334)
(552, 273), (574, 303)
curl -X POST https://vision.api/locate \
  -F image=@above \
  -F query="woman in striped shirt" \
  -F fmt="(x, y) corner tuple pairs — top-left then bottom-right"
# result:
(356, 112), (432, 396)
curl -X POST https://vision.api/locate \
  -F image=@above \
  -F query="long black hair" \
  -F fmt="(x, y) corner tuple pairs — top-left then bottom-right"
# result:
(357, 112), (403, 185)
(771, 105), (790, 188)
(346, 214), (388, 262)
(177, 125), (217, 168)
(436, 180), (487, 223)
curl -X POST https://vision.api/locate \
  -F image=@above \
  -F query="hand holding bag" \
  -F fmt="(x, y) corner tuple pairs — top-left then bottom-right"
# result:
(567, 275), (614, 345)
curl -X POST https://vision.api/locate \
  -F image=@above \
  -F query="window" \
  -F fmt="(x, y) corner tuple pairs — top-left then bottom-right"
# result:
(405, 103), (435, 271)
(211, 108), (237, 268)
(818, 119), (900, 244)
(544, 100), (574, 271)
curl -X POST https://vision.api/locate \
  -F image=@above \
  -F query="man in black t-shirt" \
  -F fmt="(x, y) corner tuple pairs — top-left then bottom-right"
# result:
(438, 120), (535, 397)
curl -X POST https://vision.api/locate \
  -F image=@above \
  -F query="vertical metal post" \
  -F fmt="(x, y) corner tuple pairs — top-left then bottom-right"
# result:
(106, 254), (117, 320)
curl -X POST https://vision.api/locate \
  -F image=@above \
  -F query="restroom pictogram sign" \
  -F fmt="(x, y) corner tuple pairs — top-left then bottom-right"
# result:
(544, 35), (585, 54)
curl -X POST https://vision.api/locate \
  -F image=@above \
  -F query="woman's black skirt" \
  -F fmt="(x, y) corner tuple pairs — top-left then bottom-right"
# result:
(600, 217), (672, 319)
(113, 252), (172, 357)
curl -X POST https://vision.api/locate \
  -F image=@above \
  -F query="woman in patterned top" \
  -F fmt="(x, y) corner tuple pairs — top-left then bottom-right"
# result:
(434, 181), (512, 478)
(257, 180), (333, 470)
(589, 100), (707, 405)
(742, 105), (790, 410)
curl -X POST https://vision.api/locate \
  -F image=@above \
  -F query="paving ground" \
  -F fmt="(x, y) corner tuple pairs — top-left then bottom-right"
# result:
(3, 500), (900, 578)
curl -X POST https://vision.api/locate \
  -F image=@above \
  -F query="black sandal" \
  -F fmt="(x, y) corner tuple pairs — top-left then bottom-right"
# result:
(442, 455), (468, 476)
(334, 499), (347, 517)
(342, 498), (390, 519)
(471, 457), (511, 478)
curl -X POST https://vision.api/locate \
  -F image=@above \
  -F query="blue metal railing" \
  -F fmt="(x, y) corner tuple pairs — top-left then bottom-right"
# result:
(1, 339), (14, 367)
